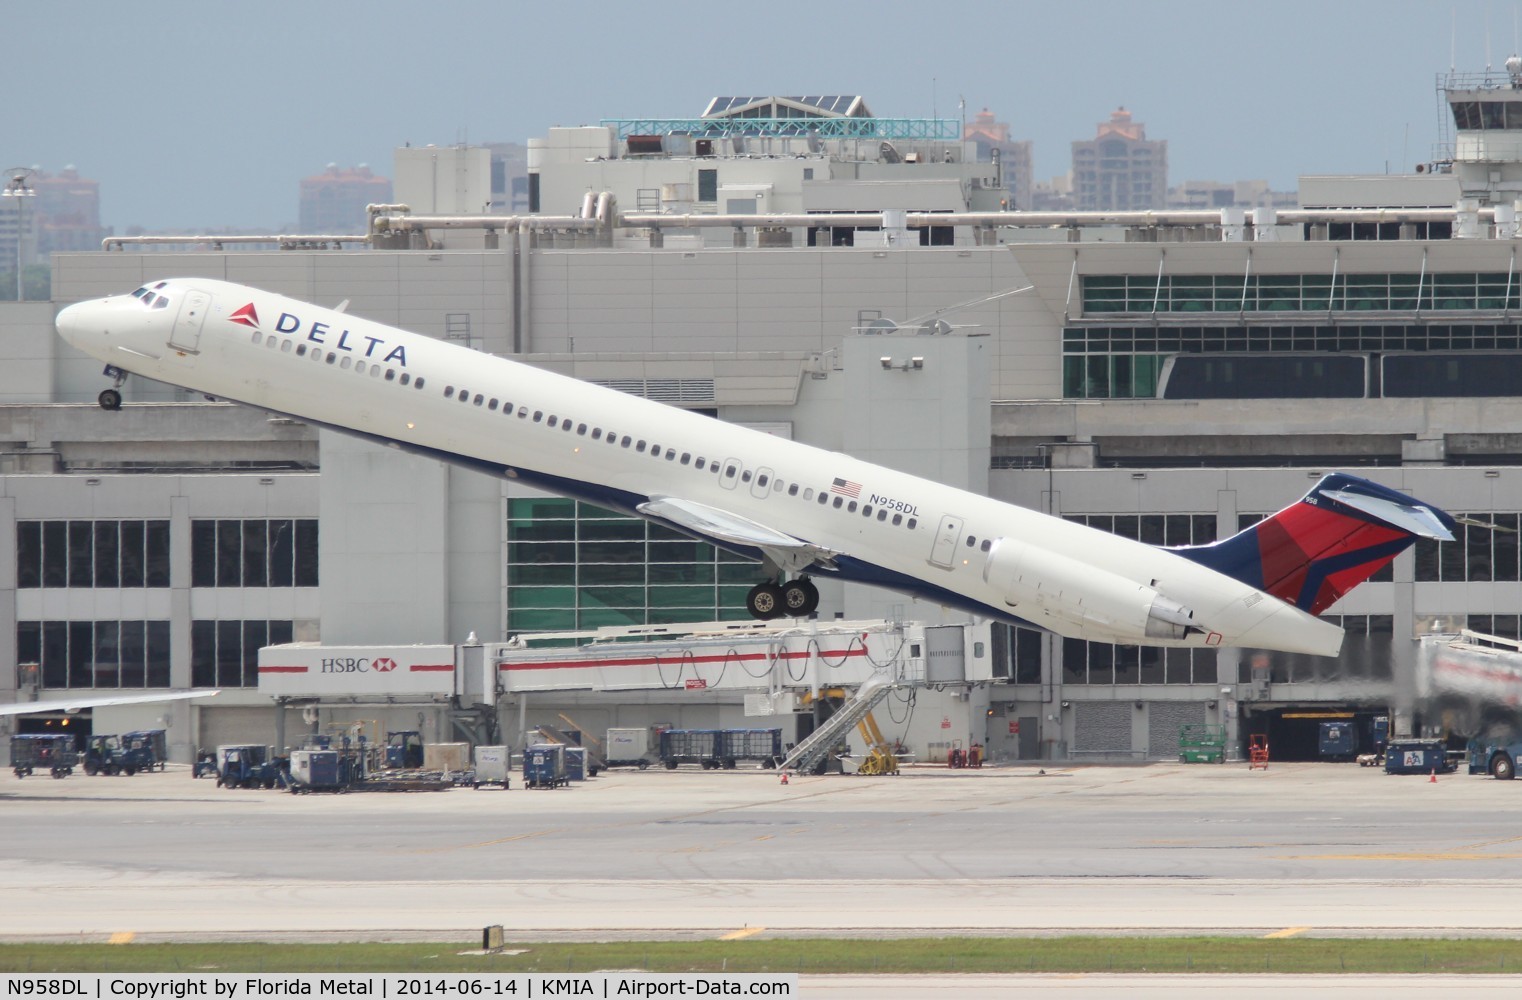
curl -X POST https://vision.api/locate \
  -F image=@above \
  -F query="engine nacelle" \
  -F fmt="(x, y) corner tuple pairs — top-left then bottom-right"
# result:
(983, 537), (1201, 642)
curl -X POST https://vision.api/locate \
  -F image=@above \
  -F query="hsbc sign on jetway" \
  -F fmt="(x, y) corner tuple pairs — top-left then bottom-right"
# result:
(258, 643), (457, 697)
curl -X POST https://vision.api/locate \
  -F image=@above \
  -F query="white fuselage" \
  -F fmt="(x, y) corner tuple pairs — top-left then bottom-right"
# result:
(56, 278), (1345, 655)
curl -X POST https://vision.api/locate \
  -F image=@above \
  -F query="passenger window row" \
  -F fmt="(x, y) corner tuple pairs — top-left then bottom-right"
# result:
(434, 381), (923, 534)
(250, 331), (425, 389)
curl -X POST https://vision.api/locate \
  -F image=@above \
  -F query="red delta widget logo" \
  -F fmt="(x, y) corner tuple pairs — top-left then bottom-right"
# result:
(319, 657), (395, 673)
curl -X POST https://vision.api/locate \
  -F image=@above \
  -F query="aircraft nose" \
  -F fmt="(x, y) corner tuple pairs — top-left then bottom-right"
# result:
(55, 300), (96, 350)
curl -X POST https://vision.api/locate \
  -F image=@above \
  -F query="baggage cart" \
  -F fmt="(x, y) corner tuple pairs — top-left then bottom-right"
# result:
(660, 729), (723, 769)
(10, 734), (78, 778)
(719, 728), (784, 768)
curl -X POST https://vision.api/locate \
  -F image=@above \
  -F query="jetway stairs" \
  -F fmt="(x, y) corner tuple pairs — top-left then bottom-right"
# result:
(534, 715), (608, 772)
(780, 673), (894, 775)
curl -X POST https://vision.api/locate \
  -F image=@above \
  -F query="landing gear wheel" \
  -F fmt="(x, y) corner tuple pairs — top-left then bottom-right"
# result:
(98, 388), (122, 411)
(746, 582), (786, 620)
(781, 579), (820, 617)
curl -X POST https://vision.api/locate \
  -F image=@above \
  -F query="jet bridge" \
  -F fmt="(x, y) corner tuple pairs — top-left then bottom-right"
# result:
(490, 618), (957, 698)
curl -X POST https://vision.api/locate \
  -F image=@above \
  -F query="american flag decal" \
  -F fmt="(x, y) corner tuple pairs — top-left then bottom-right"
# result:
(831, 477), (861, 499)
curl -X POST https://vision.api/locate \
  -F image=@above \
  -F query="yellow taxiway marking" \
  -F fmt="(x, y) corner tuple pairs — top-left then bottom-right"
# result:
(719, 927), (764, 941)
(1284, 852), (1522, 861)
(1263, 927), (1310, 939)
(108, 932), (135, 945)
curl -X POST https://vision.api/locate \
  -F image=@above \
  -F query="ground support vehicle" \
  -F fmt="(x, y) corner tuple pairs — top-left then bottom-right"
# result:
(385, 731), (425, 769)
(1180, 724), (1226, 764)
(10, 734), (78, 778)
(83, 735), (137, 776)
(472, 745), (511, 789)
(217, 744), (283, 789)
(120, 730), (167, 772)
(659, 729), (723, 769)
(1469, 737), (1522, 779)
(192, 750), (219, 778)
(523, 743), (568, 788)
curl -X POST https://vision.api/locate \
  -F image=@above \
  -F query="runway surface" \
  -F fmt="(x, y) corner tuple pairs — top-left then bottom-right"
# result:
(5, 760), (1522, 940)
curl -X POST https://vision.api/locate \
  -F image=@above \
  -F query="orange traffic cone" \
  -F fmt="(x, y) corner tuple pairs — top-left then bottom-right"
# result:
(780, 770), (790, 785)
(1429, 768), (1438, 783)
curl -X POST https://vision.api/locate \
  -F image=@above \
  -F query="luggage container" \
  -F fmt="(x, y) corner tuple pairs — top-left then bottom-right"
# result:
(660, 729), (723, 769)
(1318, 721), (1356, 762)
(288, 749), (345, 793)
(472, 745), (511, 789)
(523, 743), (568, 788)
(565, 746), (587, 781)
(1384, 739), (1456, 775)
(605, 727), (652, 769)
(10, 734), (78, 778)
(719, 728), (783, 768)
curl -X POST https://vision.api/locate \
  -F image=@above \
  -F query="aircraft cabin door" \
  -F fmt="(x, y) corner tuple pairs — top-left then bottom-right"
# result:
(928, 514), (964, 569)
(719, 458), (742, 491)
(168, 290), (212, 354)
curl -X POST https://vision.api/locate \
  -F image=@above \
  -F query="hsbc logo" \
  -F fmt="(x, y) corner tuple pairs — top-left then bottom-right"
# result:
(372, 657), (397, 672)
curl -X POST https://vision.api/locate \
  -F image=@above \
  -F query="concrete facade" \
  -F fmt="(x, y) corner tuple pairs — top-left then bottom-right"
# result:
(6, 210), (1522, 762)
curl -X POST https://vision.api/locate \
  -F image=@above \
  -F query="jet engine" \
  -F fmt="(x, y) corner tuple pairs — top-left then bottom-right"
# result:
(982, 537), (1202, 642)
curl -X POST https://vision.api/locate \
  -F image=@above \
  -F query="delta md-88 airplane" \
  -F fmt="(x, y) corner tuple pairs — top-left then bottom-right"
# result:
(57, 278), (1458, 658)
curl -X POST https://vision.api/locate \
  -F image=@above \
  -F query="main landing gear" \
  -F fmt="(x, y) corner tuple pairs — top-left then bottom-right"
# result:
(745, 576), (820, 620)
(97, 366), (126, 410)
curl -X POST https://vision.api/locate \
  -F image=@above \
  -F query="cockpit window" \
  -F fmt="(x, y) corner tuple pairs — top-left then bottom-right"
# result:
(130, 287), (149, 299)
(151, 296), (169, 309)
(153, 281), (168, 290)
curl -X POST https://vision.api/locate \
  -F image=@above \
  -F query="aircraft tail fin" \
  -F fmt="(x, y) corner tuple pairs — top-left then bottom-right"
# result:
(1173, 474), (1456, 615)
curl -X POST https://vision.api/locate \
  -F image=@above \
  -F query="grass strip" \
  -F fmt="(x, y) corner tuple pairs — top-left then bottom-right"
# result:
(1, 937), (1520, 975)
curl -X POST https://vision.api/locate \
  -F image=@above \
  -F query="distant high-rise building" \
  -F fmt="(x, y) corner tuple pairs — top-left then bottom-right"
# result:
(964, 108), (1033, 211)
(298, 165), (391, 234)
(33, 166), (108, 256)
(1072, 107), (1167, 211)
(484, 142), (530, 214)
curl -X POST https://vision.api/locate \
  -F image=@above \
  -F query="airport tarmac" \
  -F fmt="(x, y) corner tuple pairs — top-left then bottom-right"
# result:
(4, 759), (1522, 942)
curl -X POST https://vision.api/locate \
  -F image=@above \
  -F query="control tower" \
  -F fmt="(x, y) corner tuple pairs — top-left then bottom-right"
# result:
(1441, 55), (1522, 205)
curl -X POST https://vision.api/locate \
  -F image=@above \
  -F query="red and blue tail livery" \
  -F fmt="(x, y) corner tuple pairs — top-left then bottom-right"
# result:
(1176, 474), (1456, 615)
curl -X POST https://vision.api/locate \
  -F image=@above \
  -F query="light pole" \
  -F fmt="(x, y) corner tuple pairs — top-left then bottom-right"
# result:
(3, 167), (38, 302)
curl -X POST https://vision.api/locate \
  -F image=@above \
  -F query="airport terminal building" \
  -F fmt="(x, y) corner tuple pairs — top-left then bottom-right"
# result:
(5, 87), (1522, 763)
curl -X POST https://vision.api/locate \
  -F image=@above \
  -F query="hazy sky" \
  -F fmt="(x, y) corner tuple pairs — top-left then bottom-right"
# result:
(4, 0), (1514, 231)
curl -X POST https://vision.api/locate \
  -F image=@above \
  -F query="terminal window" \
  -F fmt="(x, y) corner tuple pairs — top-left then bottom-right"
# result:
(190, 519), (318, 588)
(17, 619), (171, 689)
(15, 520), (170, 589)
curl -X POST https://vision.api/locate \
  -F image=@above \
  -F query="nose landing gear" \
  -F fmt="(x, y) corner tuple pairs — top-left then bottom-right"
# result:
(745, 576), (820, 620)
(97, 366), (126, 411)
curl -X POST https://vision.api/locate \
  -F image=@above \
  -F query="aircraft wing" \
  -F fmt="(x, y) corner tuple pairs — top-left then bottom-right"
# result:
(0, 689), (219, 718)
(637, 495), (838, 573)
